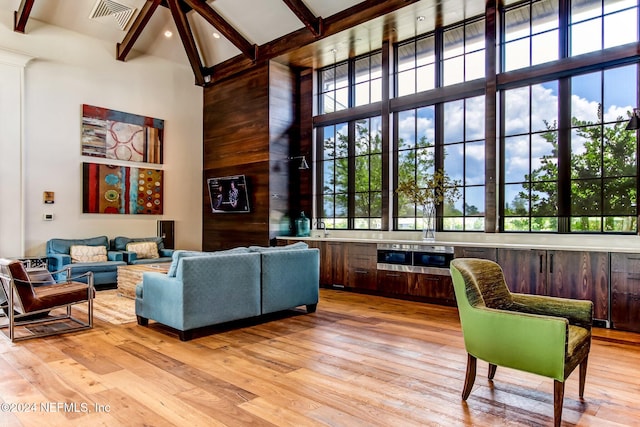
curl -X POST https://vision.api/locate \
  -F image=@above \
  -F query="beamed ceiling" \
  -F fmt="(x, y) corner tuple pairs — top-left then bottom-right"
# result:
(3, 0), (493, 86)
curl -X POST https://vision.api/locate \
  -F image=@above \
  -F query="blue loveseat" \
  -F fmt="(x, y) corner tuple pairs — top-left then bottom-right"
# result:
(46, 236), (126, 288)
(110, 236), (174, 265)
(135, 243), (319, 340)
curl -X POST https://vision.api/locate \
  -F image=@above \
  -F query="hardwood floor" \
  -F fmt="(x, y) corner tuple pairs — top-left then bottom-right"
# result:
(1, 289), (639, 426)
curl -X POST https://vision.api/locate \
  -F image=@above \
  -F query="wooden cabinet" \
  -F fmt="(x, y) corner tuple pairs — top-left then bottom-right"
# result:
(610, 253), (640, 332)
(408, 273), (455, 305)
(496, 248), (609, 322)
(319, 241), (346, 287)
(454, 246), (497, 261)
(377, 270), (409, 295)
(346, 243), (377, 290)
(496, 248), (546, 295)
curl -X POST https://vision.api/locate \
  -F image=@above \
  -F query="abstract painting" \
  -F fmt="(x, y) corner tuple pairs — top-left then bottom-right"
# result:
(81, 104), (164, 164)
(82, 163), (163, 215)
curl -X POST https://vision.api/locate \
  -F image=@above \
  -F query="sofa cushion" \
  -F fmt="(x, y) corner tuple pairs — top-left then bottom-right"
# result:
(47, 236), (109, 255)
(167, 247), (250, 277)
(126, 241), (159, 260)
(249, 241), (309, 252)
(112, 236), (165, 251)
(70, 245), (108, 263)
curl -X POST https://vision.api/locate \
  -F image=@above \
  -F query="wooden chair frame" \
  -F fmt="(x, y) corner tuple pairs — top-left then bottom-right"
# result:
(0, 260), (94, 342)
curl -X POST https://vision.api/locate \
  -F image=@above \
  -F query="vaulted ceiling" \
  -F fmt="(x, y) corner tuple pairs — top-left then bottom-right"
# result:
(3, 0), (489, 86)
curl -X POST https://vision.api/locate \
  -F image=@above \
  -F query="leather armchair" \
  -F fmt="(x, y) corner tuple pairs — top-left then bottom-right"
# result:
(450, 258), (593, 427)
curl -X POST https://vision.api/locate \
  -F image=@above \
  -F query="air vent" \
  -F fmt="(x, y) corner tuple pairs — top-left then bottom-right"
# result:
(89, 0), (136, 31)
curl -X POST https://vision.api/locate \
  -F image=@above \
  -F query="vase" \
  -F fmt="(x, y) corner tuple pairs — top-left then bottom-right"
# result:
(422, 203), (436, 242)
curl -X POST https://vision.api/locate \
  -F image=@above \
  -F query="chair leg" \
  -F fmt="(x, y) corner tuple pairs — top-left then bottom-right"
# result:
(462, 353), (477, 400)
(553, 380), (565, 427)
(579, 356), (588, 399)
(488, 363), (497, 380)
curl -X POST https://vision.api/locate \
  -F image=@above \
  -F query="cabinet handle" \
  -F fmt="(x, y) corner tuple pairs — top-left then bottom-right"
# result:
(539, 254), (543, 273)
(387, 273), (401, 277)
(355, 269), (368, 274)
(549, 254), (553, 273)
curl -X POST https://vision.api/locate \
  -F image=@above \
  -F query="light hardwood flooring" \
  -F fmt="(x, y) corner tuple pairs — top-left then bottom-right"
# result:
(1, 289), (639, 426)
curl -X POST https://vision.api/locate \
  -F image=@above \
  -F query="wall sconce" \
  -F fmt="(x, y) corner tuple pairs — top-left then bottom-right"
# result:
(626, 108), (640, 130)
(289, 156), (309, 170)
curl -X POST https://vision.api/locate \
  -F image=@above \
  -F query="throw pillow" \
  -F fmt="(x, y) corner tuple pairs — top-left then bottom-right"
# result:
(70, 245), (107, 263)
(126, 241), (159, 260)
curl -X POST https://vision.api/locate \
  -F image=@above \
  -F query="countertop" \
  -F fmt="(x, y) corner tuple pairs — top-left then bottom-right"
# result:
(276, 231), (640, 253)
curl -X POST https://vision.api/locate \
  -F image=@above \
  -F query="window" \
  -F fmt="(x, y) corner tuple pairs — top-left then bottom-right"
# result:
(319, 62), (348, 114)
(355, 53), (383, 107)
(570, 65), (637, 231)
(570, 0), (639, 56)
(502, 0), (559, 72)
(442, 18), (486, 85)
(320, 123), (349, 228)
(319, 118), (383, 229)
(396, 106), (436, 230)
(443, 96), (486, 231)
(397, 35), (436, 96)
(502, 82), (560, 232)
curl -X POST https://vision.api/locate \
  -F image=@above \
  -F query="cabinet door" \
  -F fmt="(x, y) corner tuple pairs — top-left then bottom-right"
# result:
(454, 246), (497, 261)
(611, 253), (640, 332)
(346, 243), (377, 290)
(408, 273), (455, 305)
(497, 248), (546, 295)
(547, 250), (609, 321)
(322, 242), (346, 287)
(377, 270), (409, 295)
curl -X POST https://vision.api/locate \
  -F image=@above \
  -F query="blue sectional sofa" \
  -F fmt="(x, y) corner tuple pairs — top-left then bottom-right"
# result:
(46, 236), (126, 288)
(135, 243), (320, 340)
(110, 236), (174, 265)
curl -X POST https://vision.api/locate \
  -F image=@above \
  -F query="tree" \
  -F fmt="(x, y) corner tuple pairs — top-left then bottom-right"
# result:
(511, 108), (637, 232)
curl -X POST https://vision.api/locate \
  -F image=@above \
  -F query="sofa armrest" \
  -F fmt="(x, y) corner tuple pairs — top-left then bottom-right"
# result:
(47, 254), (71, 270)
(261, 248), (320, 314)
(119, 251), (137, 263)
(159, 248), (174, 258)
(107, 251), (124, 262)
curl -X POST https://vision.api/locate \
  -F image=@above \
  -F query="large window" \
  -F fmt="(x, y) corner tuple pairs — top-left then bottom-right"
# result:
(502, 82), (560, 232)
(502, 0), (559, 71)
(442, 19), (486, 85)
(319, 118), (383, 229)
(443, 96), (486, 231)
(570, 65), (637, 231)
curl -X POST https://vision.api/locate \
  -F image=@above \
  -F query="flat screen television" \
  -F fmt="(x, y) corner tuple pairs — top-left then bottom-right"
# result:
(207, 174), (250, 213)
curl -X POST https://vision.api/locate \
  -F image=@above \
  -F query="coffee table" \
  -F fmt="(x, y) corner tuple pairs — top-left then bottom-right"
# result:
(117, 263), (171, 299)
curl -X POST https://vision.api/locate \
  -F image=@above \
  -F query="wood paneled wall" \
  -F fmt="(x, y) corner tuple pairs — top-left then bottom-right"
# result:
(202, 61), (311, 250)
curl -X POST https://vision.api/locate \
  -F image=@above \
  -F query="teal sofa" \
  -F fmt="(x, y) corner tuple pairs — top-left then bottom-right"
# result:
(110, 236), (174, 265)
(46, 236), (126, 288)
(135, 243), (320, 340)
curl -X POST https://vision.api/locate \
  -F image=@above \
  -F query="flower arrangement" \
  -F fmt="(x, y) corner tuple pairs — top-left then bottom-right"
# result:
(396, 169), (461, 208)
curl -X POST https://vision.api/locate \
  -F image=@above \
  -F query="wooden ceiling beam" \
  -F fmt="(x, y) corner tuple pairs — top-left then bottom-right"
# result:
(13, 0), (35, 33)
(167, 0), (206, 86)
(282, 0), (322, 37)
(205, 0), (420, 83)
(182, 0), (257, 61)
(117, 0), (162, 61)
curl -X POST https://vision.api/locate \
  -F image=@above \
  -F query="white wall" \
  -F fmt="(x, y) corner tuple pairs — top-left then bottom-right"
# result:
(0, 11), (203, 256)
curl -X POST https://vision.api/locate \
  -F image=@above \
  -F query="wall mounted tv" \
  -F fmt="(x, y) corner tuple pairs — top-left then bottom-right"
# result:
(207, 174), (250, 213)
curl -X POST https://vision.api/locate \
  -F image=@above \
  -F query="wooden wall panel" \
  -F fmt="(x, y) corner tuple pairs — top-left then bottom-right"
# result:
(202, 61), (304, 250)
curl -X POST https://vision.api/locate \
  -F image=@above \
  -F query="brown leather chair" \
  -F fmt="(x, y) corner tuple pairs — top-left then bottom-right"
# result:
(0, 259), (95, 342)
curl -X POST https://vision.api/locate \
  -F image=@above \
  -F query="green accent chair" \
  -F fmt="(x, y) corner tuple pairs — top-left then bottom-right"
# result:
(449, 258), (593, 427)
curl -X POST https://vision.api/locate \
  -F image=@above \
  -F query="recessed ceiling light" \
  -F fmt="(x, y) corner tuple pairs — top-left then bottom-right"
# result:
(417, 16), (425, 22)
(212, 32), (221, 39)
(164, 30), (172, 38)
(330, 48), (337, 54)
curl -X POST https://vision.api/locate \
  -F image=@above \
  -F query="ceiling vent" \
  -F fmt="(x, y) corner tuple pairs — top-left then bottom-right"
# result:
(89, 0), (136, 31)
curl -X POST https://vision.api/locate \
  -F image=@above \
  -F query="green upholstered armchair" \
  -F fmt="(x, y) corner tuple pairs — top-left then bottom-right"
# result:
(449, 258), (593, 427)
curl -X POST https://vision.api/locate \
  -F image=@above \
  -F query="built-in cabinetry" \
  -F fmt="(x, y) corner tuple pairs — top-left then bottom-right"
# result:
(610, 253), (640, 332)
(495, 249), (609, 322)
(283, 239), (640, 331)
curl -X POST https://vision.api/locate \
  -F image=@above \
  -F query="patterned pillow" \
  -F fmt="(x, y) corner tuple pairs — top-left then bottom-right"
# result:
(70, 245), (107, 263)
(126, 241), (159, 260)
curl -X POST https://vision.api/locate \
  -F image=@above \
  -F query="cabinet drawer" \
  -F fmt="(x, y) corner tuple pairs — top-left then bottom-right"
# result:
(348, 267), (377, 290)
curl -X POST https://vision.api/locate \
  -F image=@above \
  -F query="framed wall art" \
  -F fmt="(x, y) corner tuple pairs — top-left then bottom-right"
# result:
(82, 162), (163, 215)
(81, 104), (164, 164)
